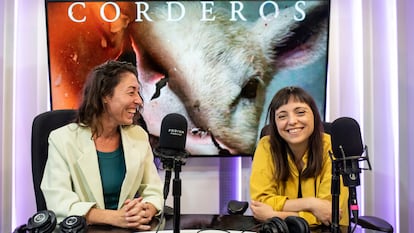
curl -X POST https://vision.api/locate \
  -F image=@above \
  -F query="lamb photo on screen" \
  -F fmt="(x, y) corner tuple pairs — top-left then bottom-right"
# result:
(45, 1), (330, 156)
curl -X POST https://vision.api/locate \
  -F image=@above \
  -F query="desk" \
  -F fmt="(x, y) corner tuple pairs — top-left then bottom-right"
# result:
(84, 215), (256, 233)
(164, 214), (259, 231)
(84, 214), (376, 233)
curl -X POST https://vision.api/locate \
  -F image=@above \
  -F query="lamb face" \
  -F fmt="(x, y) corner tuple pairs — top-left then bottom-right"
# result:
(127, 1), (329, 155)
(48, 1), (328, 155)
(126, 1), (329, 155)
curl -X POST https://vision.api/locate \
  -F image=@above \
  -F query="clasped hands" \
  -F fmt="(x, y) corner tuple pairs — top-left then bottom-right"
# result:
(121, 197), (157, 230)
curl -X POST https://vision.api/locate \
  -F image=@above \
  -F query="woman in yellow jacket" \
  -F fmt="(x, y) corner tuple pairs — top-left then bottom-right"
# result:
(250, 86), (349, 227)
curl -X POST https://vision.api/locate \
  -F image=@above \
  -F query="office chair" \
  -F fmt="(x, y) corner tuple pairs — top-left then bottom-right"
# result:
(228, 123), (393, 233)
(31, 109), (77, 211)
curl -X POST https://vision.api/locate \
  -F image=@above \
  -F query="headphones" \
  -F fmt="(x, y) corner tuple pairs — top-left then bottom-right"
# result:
(14, 210), (57, 233)
(59, 215), (87, 233)
(259, 216), (310, 233)
(14, 210), (87, 233)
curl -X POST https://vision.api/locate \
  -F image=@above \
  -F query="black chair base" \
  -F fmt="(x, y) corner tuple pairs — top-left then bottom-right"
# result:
(352, 215), (393, 233)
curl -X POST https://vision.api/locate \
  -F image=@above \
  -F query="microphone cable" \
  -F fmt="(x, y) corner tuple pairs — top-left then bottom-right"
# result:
(154, 166), (173, 233)
(350, 204), (358, 233)
(350, 214), (358, 233)
(154, 198), (168, 233)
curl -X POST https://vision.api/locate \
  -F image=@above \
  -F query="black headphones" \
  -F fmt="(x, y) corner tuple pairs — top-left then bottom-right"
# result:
(259, 216), (310, 233)
(14, 210), (57, 233)
(59, 215), (87, 233)
(284, 216), (309, 233)
(13, 210), (87, 233)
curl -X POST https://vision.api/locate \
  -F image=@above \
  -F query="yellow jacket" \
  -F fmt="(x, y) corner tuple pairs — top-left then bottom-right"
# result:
(250, 133), (349, 226)
(41, 123), (163, 223)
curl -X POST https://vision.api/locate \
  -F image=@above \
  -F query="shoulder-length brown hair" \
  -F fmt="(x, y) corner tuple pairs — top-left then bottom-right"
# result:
(75, 60), (141, 138)
(266, 86), (324, 182)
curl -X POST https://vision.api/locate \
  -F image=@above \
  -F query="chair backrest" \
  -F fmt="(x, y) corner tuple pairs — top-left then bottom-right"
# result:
(322, 122), (332, 135)
(31, 109), (77, 211)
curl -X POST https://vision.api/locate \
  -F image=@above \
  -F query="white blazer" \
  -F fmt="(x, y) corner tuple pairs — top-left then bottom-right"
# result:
(41, 123), (163, 223)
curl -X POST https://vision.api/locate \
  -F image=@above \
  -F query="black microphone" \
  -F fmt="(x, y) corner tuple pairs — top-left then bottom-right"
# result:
(158, 113), (188, 151)
(331, 117), (364, 187)
(153, 113), (189, 199)
(331, 117), (364, 223)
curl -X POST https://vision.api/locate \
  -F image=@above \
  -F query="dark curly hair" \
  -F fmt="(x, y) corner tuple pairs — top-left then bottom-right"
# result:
(75, 60), (141, 138)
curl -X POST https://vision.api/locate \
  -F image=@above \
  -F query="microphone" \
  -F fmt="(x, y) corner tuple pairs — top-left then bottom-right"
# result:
(331, 117), (363, 187)
(153, 113), (189, 233)
(330, 117), (365, 223)
(153, 113), (189, 199)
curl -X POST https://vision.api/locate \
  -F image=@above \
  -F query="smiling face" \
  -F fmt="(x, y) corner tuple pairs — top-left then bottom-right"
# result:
(102, 72), (143, 127)
(274, 96), (315, 151)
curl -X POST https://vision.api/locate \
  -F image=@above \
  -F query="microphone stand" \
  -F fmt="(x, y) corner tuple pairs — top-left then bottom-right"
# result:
(172, 158), (183, 233)
(156, 149), (188, 233)
(330, 152), (341, 233)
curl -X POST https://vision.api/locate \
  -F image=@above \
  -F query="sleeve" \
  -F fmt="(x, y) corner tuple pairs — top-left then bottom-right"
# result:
(249, 137), (288, 211)
(298, 211), (319, 225)
(296, 148), (332, 226)
(317, 155), (333, 199)
(135, 132), (164, 215)
(296, 134), (334, 225)
(40, 130), (96, 223)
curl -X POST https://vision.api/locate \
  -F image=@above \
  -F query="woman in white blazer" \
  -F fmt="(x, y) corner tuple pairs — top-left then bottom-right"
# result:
(41, 60), (163, 231)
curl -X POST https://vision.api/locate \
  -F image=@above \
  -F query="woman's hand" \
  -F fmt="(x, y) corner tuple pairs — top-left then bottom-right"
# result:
(250, 200), (299, 222)
(122, 197), (157, 230)
(85, 197), (158, 230)
(308, 198), (333, 226)
(250, 200), (277, 222)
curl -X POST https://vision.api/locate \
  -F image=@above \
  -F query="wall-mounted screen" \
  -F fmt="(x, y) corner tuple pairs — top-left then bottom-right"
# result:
(45, 1), (330, 156)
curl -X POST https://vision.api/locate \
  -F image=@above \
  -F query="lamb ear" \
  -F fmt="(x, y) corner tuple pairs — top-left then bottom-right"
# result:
(253, 1), (329, 69)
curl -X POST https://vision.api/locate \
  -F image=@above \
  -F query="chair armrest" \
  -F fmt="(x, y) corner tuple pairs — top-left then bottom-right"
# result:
(352, 215), (393, 233)
(227, 200), (249, 215)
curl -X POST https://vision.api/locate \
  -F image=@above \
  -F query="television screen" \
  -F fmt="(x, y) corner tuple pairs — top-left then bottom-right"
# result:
(45, 1), (330, 156)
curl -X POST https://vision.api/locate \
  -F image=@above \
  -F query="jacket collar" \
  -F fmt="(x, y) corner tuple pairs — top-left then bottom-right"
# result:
(74, 125), (145, 209)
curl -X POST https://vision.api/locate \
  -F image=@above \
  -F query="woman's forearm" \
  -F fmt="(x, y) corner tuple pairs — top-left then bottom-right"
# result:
(274, 211), (299, 219)
(283, 197), (332, 225)
(85, 208), (124, 227)
(282, 197), (316, 212)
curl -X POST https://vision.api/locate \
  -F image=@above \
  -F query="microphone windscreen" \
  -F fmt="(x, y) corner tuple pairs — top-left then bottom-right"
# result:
(331, 117), (364, 158)
(159, 113), (188, 150)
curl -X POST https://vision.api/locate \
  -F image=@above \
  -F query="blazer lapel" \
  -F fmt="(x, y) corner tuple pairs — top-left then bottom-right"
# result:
(76, 127), (105, 208)
(118, 127), (144, 204)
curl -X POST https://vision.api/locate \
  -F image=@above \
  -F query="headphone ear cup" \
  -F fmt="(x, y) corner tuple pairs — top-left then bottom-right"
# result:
(59, 215), (87, 233)
(259, 217), (289, 233)
(259, 218), (279, 233)
(272, 217), (289, 233)
(13, 224), (27, 233)
(284, 216), (310, 233)
(26, 210), (57, 233)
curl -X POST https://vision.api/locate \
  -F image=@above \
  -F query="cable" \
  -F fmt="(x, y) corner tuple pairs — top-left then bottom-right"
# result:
(350, 210), (358, 233)
(154, 199), (167, 233)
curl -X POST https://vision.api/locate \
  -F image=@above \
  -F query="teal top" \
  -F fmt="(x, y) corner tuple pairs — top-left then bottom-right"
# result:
(97, 146), (126, 210)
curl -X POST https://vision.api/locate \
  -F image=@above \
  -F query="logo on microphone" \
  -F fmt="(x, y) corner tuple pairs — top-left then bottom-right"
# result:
(168, 128), (185, 136)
